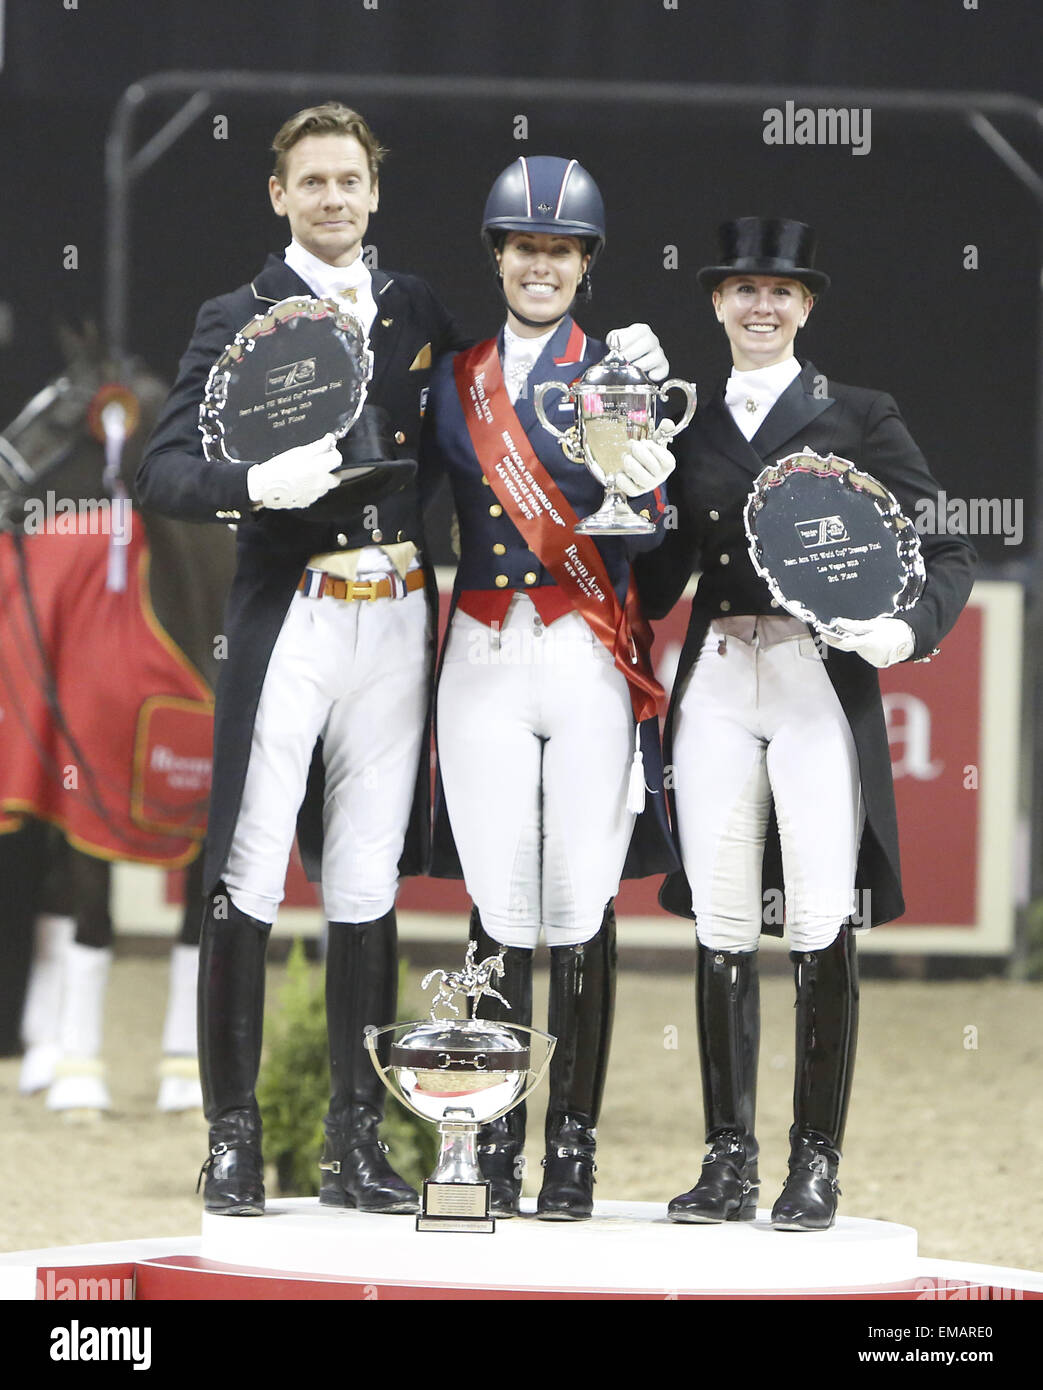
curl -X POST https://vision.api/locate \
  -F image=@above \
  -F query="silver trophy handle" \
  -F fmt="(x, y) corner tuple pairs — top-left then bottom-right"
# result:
(533, 381), (587, 465)
(363, 1024), (425, 1120)
(532, 380), (571, 440)
(654, 378), (698, 440)
(481, 1024), (556, 1124)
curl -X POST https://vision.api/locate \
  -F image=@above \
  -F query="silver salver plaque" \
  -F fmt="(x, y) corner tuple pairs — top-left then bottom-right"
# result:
(744, 450), (925, 632)
(200, 296), (372, 465)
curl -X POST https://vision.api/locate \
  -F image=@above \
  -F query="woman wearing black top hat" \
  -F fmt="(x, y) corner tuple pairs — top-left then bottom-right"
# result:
(635, 218), (975, 1230)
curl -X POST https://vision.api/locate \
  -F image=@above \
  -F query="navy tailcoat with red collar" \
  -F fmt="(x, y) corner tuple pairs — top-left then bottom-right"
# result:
(420, 315), (679, 884)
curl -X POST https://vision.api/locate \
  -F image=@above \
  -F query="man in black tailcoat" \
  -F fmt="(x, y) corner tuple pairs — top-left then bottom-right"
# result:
(138, 102), (468, 1216)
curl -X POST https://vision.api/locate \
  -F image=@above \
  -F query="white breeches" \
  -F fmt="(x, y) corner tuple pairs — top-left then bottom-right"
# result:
(436, 596), (636, 948)
(671, 622), (865, 954)
(224, 587), (430, 925)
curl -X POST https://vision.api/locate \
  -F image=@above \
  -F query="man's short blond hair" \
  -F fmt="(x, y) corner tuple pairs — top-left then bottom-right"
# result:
(271, 102), (387, 186)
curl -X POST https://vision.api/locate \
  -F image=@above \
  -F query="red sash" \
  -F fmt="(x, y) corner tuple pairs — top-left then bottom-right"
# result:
(453, 338), (663, 723)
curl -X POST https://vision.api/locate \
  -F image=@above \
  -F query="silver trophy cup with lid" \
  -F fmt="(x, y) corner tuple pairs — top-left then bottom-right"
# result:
(533, 350), (697, 535)
(364, 942), (555, 1232)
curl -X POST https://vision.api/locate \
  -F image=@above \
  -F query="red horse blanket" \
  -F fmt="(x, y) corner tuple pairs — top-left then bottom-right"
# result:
(0, 523), (213, 866)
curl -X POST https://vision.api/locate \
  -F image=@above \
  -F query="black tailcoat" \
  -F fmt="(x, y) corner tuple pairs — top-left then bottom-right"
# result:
(634, 361), (976, 929)
(137, 255), (468, 893)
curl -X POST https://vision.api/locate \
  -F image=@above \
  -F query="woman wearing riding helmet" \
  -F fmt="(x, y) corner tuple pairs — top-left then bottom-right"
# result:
(420, 156), (678, 1220)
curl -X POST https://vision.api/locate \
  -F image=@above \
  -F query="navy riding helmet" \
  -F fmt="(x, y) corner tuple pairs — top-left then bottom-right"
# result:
(481, 156), (606, 311)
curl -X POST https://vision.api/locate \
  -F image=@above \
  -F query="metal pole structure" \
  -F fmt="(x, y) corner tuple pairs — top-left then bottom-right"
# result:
(104, 72), (1043, 361)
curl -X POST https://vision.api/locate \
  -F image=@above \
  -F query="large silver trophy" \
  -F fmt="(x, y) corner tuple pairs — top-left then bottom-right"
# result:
(533, 351), (696, 535)
(365, 943), (555, 1232)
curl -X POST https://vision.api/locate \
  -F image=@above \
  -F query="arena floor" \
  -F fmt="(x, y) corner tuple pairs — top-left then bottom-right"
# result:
(2, 954), (1041, 1274)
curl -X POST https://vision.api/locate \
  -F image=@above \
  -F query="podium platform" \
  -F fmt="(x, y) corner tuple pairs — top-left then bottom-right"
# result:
(3, 1199), (1043, 1300)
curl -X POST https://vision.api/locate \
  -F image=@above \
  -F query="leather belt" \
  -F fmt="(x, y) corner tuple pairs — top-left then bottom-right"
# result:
(389, 1045), (531, 1071)
(298, 568), (426, 602)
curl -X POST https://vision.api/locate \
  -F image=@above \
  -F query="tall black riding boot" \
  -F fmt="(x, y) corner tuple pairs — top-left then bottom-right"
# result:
(669, 945), (760, 1223)
(537, 905), (617, 1222)
(319, 910), (418, 1214)
(196, 887), (271, 1216)
(772, 926), (859, 1231)
(467, 907), (533, 1217)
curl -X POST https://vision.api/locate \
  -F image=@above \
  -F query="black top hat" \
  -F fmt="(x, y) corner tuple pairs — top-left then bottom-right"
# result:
(696, 217), (830, 295)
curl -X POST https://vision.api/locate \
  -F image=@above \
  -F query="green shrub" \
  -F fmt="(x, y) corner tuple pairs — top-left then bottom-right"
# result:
(257, 939), (438, 1196)
(1020, 897), (1043, 982)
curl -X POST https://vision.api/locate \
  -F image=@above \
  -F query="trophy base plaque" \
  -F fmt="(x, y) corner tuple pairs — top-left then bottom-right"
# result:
(417, 1180), (495, 1234)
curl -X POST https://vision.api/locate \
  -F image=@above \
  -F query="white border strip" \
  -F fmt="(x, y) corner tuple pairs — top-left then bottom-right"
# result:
(554, 158), (577, 217)
(518, 155), (532, 217)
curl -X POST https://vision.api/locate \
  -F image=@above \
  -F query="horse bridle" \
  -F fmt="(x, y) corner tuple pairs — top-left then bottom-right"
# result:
(0, 376), (95, 528)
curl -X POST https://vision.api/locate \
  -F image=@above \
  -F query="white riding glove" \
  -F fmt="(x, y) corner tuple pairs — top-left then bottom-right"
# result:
(615, 438), (675, 498)
(606, 323), (669, 382)
(819, 616), (916, 668)
(246, 433), (342, 510)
